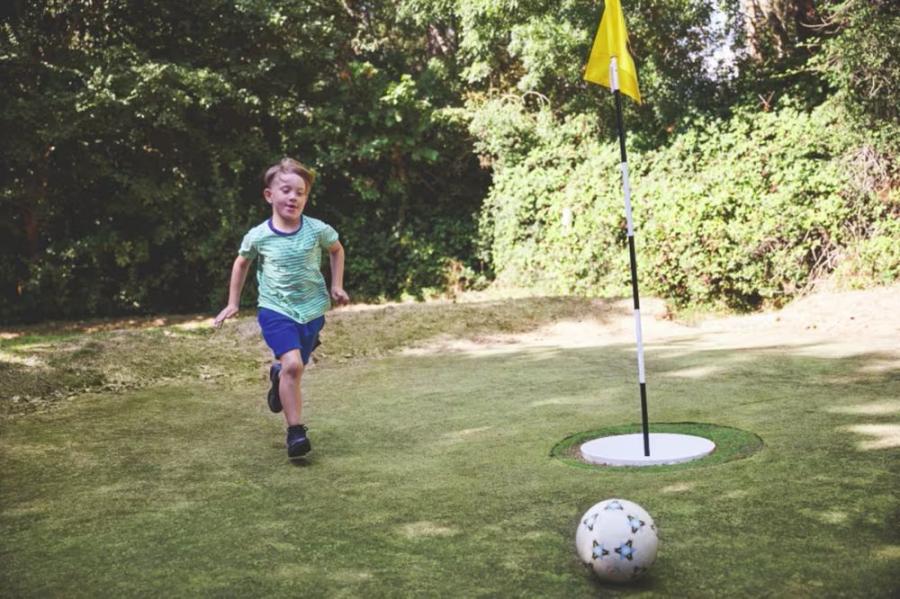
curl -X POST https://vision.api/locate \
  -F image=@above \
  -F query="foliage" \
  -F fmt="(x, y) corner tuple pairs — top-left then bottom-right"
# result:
(452, 0), (731, 145)
(638, 98), (877, 309)
(0, 0), (487, 323)
(1, 0), (898, 323)
(465, 0), (898, 310)
(471, 95), (627, 296)
(832, 211), (900, 288)
(474, 95), (896, 310)
(814, 0), (900, 125)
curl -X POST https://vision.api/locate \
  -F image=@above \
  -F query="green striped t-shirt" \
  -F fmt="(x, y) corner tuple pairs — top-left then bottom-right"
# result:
(239, 216), (339, 324)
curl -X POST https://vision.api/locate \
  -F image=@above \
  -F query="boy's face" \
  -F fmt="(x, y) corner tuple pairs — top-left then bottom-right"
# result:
(264, 172), (308, 224)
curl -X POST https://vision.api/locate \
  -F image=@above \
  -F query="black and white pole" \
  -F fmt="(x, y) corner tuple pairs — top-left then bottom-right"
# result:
(610, 57), (650, 456)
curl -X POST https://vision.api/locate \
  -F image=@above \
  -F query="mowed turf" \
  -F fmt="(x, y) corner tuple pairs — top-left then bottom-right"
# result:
(1, 298), (898, 597)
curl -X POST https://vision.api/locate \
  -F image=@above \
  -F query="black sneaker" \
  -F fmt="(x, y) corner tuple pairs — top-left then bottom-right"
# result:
(267, 363), (282, 413)
(287, 424), (311, 458)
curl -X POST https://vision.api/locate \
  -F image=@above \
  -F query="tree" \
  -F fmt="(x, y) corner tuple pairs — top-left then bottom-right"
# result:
(0, 0), (488, 322)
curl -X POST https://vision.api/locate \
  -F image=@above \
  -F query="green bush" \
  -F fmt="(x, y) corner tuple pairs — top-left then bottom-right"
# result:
(0, 2), (488, 323)
(640, 100), (859, 309)
(471, 96), (631, 296)
(814, 0), (900, 125)
(832, 202), (900, 288)
(473, 95), (898, 310)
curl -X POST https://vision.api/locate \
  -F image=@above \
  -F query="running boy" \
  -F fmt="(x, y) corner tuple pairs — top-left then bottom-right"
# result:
(214, 157), (349, 458)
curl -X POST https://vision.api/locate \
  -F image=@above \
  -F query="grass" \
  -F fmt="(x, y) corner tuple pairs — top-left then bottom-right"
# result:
(1, 297), (898, 597)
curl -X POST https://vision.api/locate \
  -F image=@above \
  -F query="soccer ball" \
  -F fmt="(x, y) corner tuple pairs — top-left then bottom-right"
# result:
(575, 498), (658, 582)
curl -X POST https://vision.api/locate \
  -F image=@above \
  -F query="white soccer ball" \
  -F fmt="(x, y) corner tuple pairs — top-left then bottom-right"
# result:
(575, 498), (658, 582)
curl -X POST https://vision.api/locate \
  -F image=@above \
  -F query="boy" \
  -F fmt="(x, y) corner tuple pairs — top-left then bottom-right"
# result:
(214, 157), (349, 459)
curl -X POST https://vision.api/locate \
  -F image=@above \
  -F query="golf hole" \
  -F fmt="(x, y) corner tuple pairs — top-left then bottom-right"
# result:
(551, 423), (764, 471)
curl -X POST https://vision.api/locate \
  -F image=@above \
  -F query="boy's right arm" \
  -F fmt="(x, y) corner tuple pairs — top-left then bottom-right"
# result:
(213, 255), (252, 327)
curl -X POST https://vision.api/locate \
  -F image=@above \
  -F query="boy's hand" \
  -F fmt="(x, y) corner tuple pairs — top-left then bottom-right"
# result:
(330, 287), (350, 306)
(213, 304), (239, 328)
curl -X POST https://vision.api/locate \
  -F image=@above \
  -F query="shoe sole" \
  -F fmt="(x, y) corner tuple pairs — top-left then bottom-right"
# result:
(267, 365), (282, 413)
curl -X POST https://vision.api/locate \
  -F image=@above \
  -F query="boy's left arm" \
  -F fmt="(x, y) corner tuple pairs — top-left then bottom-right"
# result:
(328, 241), (350, 305)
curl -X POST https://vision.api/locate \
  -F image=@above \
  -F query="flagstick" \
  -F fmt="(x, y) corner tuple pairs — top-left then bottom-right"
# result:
(610, 57), (650, 456)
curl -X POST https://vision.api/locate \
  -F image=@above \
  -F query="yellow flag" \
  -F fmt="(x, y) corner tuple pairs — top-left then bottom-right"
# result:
(584, 0), (641, 104)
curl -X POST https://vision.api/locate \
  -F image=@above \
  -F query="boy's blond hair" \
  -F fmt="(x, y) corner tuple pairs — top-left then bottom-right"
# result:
(263, 157), (316, 190)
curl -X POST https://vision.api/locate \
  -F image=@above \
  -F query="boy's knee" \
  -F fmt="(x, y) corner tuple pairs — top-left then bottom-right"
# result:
(280, 352), (304, 379)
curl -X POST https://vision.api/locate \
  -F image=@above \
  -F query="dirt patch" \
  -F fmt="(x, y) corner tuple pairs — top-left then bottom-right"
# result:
(685, 284), (900, 357)
(401, 285), (900, 358)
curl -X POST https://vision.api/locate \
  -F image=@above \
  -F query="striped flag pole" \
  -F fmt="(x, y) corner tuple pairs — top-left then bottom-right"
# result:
(584, 0), (649, 456)
(610, 57), (650, 456)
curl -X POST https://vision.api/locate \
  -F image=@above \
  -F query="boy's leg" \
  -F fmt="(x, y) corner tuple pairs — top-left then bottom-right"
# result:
(278, 349), (304, 426)
(258, 309), (301, 415)
(267, 363), (283, 413)
(280, 349), (311, 458)
(281, 315), (324, 424)
(257, 309), (316, 457)
(283, 317), (324, 458)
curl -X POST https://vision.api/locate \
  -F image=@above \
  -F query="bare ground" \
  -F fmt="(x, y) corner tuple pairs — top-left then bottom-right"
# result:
(401, 284), (900, 360)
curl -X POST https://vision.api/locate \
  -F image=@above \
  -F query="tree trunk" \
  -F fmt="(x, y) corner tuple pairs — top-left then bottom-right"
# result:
(740, 0), (821, 60)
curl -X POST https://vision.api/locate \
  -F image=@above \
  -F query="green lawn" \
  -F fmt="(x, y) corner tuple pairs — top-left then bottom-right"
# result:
(1, 298), (898, 597)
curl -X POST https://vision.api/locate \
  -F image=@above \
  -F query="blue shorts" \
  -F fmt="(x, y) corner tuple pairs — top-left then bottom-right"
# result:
(257, 308), (325, 363)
